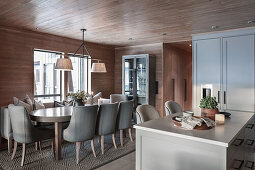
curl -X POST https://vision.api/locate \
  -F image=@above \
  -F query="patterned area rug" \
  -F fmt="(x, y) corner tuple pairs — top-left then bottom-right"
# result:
(0, 134), (135, 170)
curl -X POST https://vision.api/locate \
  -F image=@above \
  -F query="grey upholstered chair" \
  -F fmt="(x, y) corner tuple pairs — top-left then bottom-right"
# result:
(116, 100), (134, 146)
(0, 107), (13, 153)
(165, 100), (183, 115)
(136, 104), (160, 124)
(110, 94), (128, 103)
(63, 105), (98, 164)
(96, 103), (119, 154)
(8, 104), (54, 166)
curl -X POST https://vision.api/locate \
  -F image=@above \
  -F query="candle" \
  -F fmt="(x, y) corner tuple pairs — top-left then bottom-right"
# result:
(98, 97), (103, 105)
(215, 114), (225, 124)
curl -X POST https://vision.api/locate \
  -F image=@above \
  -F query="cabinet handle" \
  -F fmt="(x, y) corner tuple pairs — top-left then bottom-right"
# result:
(233, 139), (244, 146)
(223, 91), (226, 104)
(232, 159), (244, 169)
(246, 139), (254, 146)
(217, 91), (220, 103)
(245, 161), (254, 169)
(184, 79), (187, 102)
(246, 124), (254, 129)
(172, 79), (175, 100)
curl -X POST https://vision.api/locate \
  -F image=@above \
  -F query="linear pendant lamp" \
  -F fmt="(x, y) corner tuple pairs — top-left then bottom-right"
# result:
(55, 28), (107, 92)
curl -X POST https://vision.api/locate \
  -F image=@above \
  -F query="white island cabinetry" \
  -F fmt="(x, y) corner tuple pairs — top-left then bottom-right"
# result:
(135, 112), (254, 170)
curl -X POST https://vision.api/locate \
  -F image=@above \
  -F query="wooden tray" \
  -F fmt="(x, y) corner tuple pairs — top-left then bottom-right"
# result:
(172, 116), (212, 130)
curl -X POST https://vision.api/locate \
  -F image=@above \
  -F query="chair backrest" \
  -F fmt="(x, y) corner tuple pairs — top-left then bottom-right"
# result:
(87, 92), (102, 105)
(116, 100), (134, 130)
(96, 103), (119, 136)
(110, 94), (128, 103)
(0, 107), (13, 139)
(136, 104), (160, 124)
(64, 105), (98, 142)
(8, 104), (34, 143)
(165, 101), (183, 115)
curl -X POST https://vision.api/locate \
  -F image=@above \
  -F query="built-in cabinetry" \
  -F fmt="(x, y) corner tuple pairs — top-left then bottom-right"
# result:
(122, 54), (155, 107)
(135, 112), (254, 170)
(193, 28), (255, 113)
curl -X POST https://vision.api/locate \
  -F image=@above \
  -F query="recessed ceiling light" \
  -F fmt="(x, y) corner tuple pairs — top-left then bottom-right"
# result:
(211, 26), (218, 30)
(248, 20), (255, 24)
(189, 44), (192, 47)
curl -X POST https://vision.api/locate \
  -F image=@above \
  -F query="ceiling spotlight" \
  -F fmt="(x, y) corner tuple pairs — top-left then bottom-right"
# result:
(189, 44), (192, 47)
(211, 26), (218, 30)
(248, 20), (255, 24)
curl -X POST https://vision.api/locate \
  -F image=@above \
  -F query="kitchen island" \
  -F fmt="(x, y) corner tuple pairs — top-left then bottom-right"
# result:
(134, 112), (254, 170)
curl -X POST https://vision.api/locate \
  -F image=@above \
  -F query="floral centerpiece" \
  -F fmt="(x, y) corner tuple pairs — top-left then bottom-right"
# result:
(66, 90), (89, 106)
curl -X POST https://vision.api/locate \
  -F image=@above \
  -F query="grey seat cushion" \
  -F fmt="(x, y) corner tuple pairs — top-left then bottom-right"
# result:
(116, 101), (133, 130)
(165, 100), (183, 115)
(110, 94), (128, 103)
(63, 105), (98, 142)
(8, 104), (54, 144)
(136, 104), (160, 124)
(96, 103), (119, 136)
(0, 107), (13, 139)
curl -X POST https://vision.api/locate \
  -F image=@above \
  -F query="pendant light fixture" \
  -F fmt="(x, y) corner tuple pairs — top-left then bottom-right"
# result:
(55, 29), (107, 92)
(55, 58), (73, 71)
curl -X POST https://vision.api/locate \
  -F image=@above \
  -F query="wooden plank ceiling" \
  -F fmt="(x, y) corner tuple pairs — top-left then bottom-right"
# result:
(0, 0), (255, 47)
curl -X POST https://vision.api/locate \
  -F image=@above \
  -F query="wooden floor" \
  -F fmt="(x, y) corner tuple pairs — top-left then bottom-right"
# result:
(96, 152), (135, 170)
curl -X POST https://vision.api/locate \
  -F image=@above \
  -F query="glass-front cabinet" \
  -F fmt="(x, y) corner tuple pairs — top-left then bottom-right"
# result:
(122, 54), (155, 107)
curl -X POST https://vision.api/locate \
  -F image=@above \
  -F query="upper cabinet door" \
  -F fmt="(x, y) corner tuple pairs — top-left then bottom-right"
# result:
(193, 38), (221, 109)
(222, 35), (255, 112)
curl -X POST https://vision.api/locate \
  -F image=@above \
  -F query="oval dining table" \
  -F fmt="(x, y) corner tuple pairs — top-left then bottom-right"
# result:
(30, 106), (73, 161)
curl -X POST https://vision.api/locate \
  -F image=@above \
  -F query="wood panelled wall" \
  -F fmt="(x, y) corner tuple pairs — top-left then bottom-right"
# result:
(163, 44), (192, 114)
(0, 27), (115, 107)
(114, 43), (164, 116)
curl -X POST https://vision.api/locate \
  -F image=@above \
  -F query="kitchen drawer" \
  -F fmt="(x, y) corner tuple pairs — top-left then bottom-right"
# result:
(228, 130), (246, 170)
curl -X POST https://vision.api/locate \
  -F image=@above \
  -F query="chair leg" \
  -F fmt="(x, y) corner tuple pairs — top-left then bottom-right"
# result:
(76, 142), (81, 164)
(101, 136), (104, 155)
(11, 141), (17, 160)
(8, 138), (12, 153)
(21, 144), (26, 166)
(35, 142), (38, 150)
(51, 139), (55, 158)
(112, 133), (117, 149)
(38, 141), (42, 152)
(128, 128), (133, 142)
(120, 130), (123, 147)
(97, 136), (101, 144)
(90, 139), (96, 157)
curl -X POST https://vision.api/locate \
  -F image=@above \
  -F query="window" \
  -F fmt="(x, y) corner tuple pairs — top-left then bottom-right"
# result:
(68, 54), (91, 93)
(34, 49), (62, 102)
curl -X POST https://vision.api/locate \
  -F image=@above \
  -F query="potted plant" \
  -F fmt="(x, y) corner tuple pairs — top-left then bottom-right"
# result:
(199, 96), (219, 120)
(66, 90), (89, 106)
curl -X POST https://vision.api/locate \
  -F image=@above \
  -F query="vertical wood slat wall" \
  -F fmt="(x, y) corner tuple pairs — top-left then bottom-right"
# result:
(0, 27), (115, 107)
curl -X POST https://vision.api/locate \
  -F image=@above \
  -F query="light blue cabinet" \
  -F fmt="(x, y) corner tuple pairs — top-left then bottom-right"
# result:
(193, 28), (255, 113)
(193, 38), (221, 109)
(222, 35), (255, 112)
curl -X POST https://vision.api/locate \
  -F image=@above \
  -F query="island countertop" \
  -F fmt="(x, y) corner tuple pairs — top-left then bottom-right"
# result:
(134, 111), (254, 147)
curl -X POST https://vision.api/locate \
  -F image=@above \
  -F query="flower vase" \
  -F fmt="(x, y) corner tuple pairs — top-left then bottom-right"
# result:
(75, 99), (84, 106)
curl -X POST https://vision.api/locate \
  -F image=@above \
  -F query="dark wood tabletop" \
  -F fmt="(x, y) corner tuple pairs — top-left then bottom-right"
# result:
(30, 106), (73, 123)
